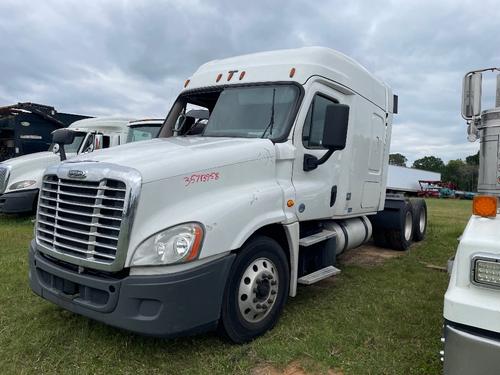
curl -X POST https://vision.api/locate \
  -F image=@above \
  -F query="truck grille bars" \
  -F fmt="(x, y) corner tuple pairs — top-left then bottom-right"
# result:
(36, 175), (126, 265)
(0, 165), (10, 194)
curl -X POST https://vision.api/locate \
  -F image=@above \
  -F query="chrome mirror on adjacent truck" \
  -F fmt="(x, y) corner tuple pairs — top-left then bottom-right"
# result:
(303, 103), (349, 171)
(52, 128), (75, 161)
(462, 71), (482, 120)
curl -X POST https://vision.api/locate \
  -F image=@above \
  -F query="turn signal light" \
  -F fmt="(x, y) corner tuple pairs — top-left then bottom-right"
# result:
(289, 67), (296, 78)
(184, 79), (190, 88)
(216, 73), (222, 82)
(473, 195), (497, 217)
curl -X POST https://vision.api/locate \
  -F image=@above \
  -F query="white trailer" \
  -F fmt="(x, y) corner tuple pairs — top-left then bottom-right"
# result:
(443, 68), (500, 374)
(387, 165), (441, 194)
(0, 118), (163, 213)
(27, 47), (427, 343)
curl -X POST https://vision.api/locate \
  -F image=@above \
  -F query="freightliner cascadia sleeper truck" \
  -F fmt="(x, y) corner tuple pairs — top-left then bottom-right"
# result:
(28, 47), (427, 343)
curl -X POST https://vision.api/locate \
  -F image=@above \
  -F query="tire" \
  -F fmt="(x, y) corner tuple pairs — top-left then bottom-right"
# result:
(372, 230), (388, 248)
(219, 235), (290, 343)
(386, 201), (414, 251)
(410, 199), (427, 242)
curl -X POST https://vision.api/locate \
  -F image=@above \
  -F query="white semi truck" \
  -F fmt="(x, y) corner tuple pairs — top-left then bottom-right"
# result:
(443, 68), (500, 374)
(0, 118), (163, 214)
(28, 47), (427, 343)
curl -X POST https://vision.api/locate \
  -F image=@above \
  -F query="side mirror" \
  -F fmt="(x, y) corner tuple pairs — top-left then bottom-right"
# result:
(322, 104), (349, 150)
(304, 103), (349, 171)
(52, 129), (75, 161)
(462, 72), (482, 120)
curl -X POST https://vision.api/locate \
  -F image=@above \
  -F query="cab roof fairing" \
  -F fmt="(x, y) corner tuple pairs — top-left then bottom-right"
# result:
(181, 46), (393, 113)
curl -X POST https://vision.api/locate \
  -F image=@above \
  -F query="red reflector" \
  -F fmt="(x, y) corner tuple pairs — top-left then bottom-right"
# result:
(289, 67), (296, 78)
(216, 73), (222, 83)
(239, 71), (246, 80)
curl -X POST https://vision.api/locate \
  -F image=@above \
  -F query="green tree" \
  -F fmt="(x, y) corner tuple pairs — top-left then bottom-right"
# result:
(412, 156), (445, 172)
(442, 159), (466, 189)
(389, 153), (407, 167)
(466, 151), (479, 166)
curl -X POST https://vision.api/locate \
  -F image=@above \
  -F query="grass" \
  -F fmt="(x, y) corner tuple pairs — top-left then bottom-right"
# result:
(0, 199), (471, 374)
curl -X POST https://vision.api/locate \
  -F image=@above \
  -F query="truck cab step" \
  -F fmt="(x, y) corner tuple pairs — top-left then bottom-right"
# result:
(299, 229), (336, 247)
(297, 266), (341, 285)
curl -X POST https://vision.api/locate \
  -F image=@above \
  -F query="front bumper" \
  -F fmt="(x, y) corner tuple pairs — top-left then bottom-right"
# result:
(0, 188), (38, 213)
(444, 321), (500, 375)
(29, 241), (235, 337)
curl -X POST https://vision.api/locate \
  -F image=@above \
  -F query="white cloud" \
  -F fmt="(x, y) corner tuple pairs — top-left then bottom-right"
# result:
(0, 0), (499, 162)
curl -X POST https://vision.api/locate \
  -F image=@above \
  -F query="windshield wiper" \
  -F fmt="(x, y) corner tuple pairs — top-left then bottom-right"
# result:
(261, 88), (276, 138)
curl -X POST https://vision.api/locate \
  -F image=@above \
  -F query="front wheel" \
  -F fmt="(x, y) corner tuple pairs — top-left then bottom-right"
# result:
(219, 235), (289, 343)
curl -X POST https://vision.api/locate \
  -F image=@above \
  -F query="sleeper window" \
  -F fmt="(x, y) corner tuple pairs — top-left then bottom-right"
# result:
(302, 94), (338, 149)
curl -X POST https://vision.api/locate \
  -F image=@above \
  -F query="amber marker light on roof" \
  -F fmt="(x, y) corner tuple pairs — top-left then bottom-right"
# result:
(287, 200), (295, 208)
(184, 79), (190, 88)
(216, 73), (223, 82)
(239, 71), (246, 80)
(289, 67), (296, 78)
(473, 195), (498, 217)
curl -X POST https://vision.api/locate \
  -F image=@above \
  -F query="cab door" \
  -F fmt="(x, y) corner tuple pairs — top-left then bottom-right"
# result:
(291, 81), (352, 221)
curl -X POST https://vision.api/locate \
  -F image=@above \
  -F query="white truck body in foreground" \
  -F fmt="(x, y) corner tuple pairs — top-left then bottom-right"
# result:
(28, 47), (424, 343)
(443, 68), (500, 374)
(0, 118), (162, 213)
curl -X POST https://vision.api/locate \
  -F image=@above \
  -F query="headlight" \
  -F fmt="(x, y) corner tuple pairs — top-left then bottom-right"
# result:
(131, 222), (204, 266)
(9, 180), (36, 190)
(472, 256), (500, 288)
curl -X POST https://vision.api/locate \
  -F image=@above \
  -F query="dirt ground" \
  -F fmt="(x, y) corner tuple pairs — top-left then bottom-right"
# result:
(338, 243), (404, 267)
(251, 361), (344, 375)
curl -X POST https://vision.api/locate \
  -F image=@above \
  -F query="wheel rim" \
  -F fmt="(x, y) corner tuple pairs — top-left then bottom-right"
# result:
(237, 257), (279, 324)
(419, 208), (426, 233)
(404, 211), (413, 241)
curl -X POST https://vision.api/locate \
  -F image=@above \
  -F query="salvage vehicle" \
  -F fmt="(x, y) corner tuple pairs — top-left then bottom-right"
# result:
(28, 47), (427, 343)
(443, 68), (500, 374)
(0, 118), (163, 214)
(0, 102), (90, 161)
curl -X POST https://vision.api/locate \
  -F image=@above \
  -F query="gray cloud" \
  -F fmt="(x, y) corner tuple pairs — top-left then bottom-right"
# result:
(1, 0), (499, 163)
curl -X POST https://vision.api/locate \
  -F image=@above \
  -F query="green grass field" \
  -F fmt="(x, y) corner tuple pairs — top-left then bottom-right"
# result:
(0, 199), (471, 375)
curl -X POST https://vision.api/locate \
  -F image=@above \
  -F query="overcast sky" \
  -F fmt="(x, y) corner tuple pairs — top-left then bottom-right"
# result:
(1, 0), (499, 163)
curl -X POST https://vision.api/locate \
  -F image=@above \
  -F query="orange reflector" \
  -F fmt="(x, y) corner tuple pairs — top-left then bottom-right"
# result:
(239, 71), (246, 80)
(287, 200), (295, 208)
(227, 71), (235, 81)
(216, 73), (222, 82)
(184, 79), (190, 88)
(289, 67), (296, 78)
(473, 195), (497, 217)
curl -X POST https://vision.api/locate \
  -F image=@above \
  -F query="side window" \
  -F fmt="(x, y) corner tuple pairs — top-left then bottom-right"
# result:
(102, 135), (111, 148)
(302, 94), (338, 149)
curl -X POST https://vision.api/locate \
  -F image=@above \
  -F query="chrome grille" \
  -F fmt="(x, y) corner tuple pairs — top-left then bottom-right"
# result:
(0, 165), (10, 194)
(36, 174), (127, 264)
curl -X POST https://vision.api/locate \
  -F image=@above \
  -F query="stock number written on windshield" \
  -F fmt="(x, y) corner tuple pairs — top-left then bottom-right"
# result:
(184, 172), (220, 186)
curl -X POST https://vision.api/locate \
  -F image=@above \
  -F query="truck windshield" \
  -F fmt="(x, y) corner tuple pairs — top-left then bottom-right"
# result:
(126, 124), (161, 143)
(202, 85), (299, 139)
(49, 131), (86, 153)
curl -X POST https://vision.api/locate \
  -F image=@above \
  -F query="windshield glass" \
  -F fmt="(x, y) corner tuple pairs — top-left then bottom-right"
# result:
(126, 124), (161, 143)
(202, 85), (299, 139)
(49, 131), (86, 153)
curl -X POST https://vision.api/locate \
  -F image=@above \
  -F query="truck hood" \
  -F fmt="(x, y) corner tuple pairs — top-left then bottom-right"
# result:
(1, 151), (76, 193)
(67, 137), (276, 183)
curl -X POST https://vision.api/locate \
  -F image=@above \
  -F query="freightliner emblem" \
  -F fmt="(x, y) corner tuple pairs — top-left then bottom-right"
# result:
(68, 170), (87, 179)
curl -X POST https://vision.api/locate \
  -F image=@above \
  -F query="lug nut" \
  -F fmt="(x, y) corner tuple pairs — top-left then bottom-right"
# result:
(271, 280), (277, 286)
(271, 290), (277, 295)
(267, 298), (274, 304)
(253, 298), (258, 303)
(256, 304), (262, 309)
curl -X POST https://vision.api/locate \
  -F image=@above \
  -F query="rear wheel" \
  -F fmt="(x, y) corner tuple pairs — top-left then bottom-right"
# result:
(386, 201), (414, 251)
(411, 199), (427, 242)
(219, 235), (289, 343)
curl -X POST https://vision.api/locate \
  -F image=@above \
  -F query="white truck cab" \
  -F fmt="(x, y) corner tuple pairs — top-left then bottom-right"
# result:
(28, 47), (426, 342)
(0, 117), (163, 214)
(443, 68), (500, 374)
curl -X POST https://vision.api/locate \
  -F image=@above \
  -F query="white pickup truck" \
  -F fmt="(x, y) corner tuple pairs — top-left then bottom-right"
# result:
(443, 68), (500, 374)
(0, 117), (162, 214)
(28, 47), (427, 343)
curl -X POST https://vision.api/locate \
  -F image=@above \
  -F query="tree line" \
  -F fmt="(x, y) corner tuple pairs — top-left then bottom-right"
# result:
(389, 152), (479, 192)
